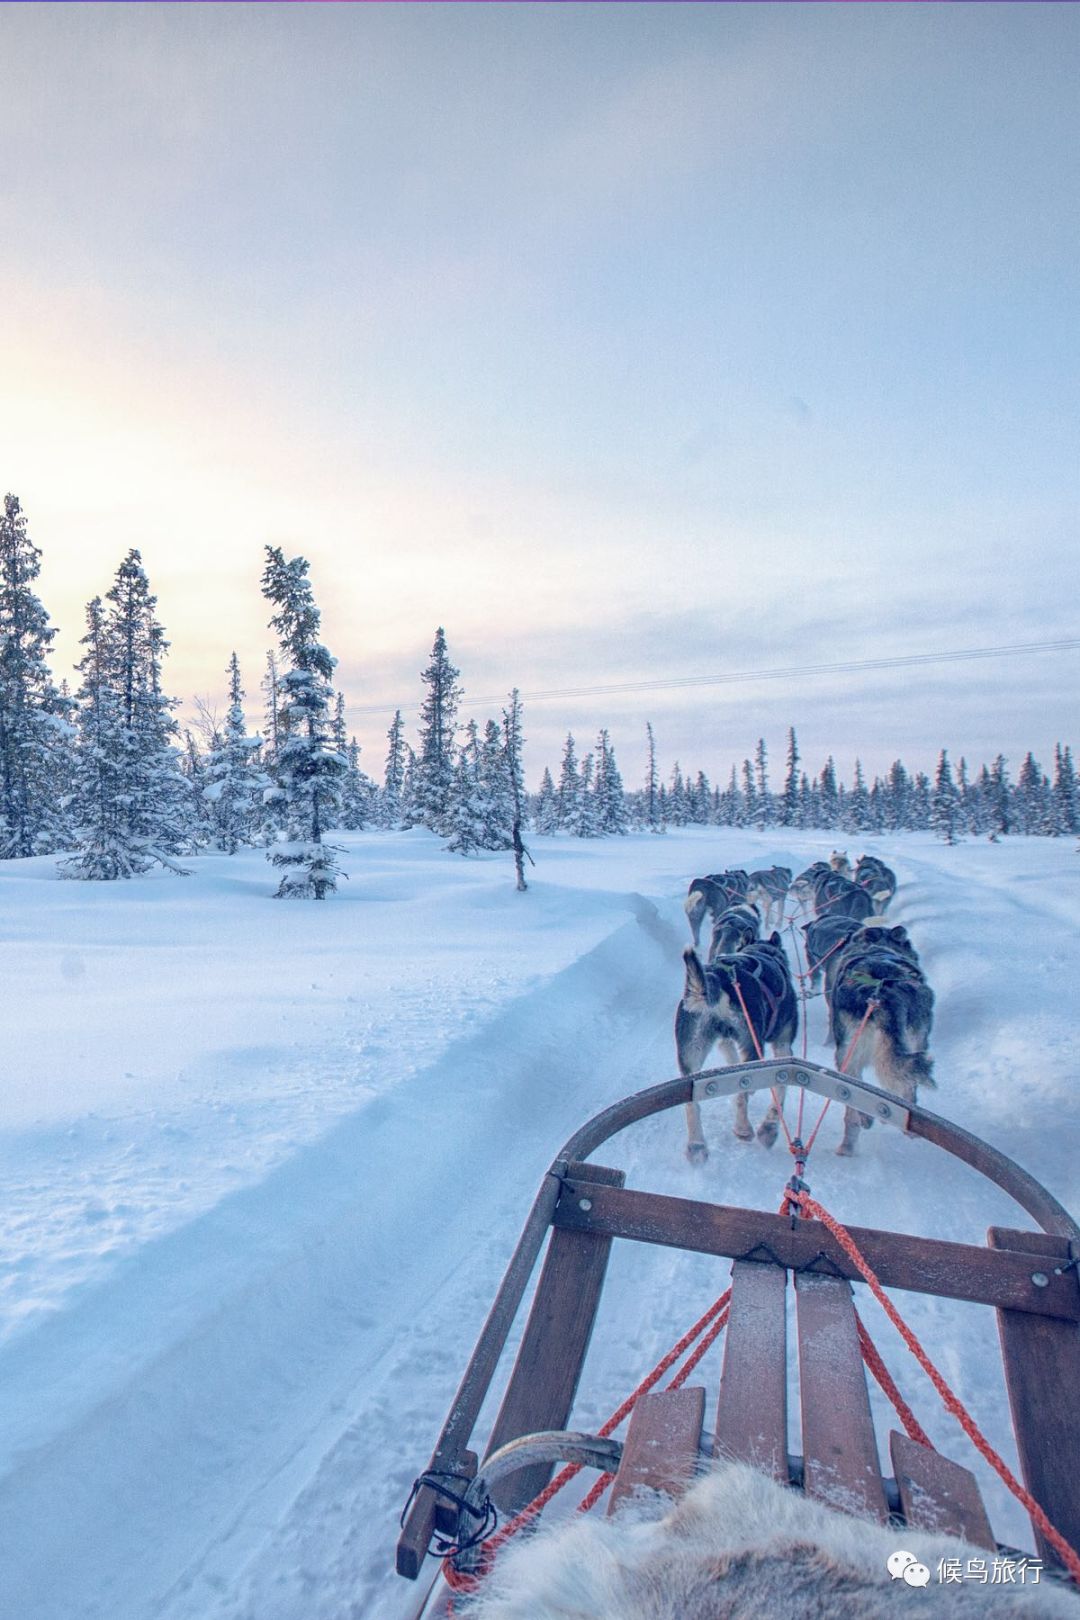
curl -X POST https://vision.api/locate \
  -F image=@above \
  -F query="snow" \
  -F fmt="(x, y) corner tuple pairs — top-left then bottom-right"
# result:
(0, 827), (1077, 1618)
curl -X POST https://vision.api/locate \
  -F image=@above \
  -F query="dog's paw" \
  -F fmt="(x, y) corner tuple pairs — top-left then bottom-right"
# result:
(756, 1119), (779, 1149)
(732, 1122), (754, 1142)
(836, 1139), (855, 1156)
(686, 1141), (709, 1165)
(859, 1111), (873, 1129)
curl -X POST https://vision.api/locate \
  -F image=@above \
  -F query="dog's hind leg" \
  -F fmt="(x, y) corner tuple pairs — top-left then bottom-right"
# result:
(757, 1039), (792, 1149)
(675, 1006), (716, 1163)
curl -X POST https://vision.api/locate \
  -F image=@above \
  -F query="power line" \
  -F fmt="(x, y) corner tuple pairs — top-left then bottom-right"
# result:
(349, 635), (1080, 716)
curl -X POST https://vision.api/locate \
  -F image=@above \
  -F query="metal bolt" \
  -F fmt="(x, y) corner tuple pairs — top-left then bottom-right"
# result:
(705, 1080), (718, 1096)
(740, 1075), (752, 1089)
(778, 1069), (789, 1084)
(837, 1085), (851, 1101)
(878, 1104), (891, 1119)
(1031, 1271), (1049, 1288)
(579, 1198), (592, 1212)
(795, 1071), (809, 1086)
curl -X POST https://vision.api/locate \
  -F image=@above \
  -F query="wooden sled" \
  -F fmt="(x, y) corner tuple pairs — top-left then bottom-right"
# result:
(396, 1059), (1080, 1612)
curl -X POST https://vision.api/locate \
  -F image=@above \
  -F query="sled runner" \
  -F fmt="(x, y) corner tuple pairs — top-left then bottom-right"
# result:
(396, 1060), (1080, 1613)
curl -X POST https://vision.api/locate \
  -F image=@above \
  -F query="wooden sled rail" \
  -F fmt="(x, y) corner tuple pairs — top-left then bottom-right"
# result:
(397, 1066), (1080, 1582)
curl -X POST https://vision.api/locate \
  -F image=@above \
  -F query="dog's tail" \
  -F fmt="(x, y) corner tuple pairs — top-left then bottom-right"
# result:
(684, 888), (707, 945)
(878, 978), (936, 1092)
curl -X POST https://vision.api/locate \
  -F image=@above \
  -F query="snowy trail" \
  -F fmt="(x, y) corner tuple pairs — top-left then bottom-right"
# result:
(2, 830), (1078, 1619)
(0, 903), (682, 1620)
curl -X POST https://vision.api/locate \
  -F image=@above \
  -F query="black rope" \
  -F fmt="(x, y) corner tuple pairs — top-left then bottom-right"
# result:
(400, 1470), (499, 1562)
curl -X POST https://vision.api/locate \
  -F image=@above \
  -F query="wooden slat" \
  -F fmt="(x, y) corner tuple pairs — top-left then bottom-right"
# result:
(890, 1432), (995, 1547)
(795, 1272), (888, 1522)
(607, 1387), (705, 1515)
(714, 1260), (788, 1480)
(484, 1164), (625, 1511)
(988, 1226), (1080, 1568)
(552, 1180), (1079, 1319)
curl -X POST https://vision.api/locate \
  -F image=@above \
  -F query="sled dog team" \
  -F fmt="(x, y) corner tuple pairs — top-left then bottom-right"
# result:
(678, 852), (933, 1161)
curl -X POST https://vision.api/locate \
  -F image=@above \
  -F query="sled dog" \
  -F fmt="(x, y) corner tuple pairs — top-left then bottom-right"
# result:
(684, 870), (750, 947)
(707, 902), (760, 961)
(676, 934), (798, 1161)
(811, 870), (875, 923)
(854, 854), (898, 915)
(829, 923), (934, 1155)
(746, 866), (793, 930)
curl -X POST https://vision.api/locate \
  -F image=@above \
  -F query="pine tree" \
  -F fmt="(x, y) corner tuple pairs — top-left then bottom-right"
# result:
(556, 733), (580, 830)
(644, 722), (662, 833)
(183, 730), (214, 849)
(64, 553), (190, 879)
(843, 759), (870, 832)
(1053, 744), (1078, 835)
(382, 708), (407, 827)
(818, 757), (839, 827)
(931, 749), (961, 844)
(477, 719), (514, 849)
(502, 688), (531, 890)
(568, 752), (601, 836)
(754, 737), (770, 826)
(261, 650), (281, 769)
(204, 653), (265, 853)
(1016, 751), (1052, 835)
(414, 628), (462, 834)
(445, 720), (485, 855)
(668, 763), (689, 827)
(594, 729), (628, 835)
(0, 493), (74, 856)
(740, 759), (756, 828)
(261, 547), (347, 898)
(780, 727), (799, 828)
(988, 755), (1011, 837)
(534, 766), (558, 834)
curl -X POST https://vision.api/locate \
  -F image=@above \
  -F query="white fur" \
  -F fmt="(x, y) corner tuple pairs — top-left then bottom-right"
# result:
(469, 1462), (1078, 1619)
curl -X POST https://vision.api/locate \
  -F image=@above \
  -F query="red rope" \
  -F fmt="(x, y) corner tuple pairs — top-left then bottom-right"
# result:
(837, 998), (878, 1075)
(443, 1285), (733, 1595)
(790, 1190), (1080, 1583)
(854, 1309), (933, 1449)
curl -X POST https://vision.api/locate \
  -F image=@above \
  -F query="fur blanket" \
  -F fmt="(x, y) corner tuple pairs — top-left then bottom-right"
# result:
(468, 1463), (1079, 1619)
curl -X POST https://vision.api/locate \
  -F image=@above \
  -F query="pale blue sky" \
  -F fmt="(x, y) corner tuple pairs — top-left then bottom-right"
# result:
(1, 2), (1077, 787)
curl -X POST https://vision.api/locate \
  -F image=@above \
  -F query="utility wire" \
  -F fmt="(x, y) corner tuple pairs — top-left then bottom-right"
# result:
(349, 635), (1080, 716)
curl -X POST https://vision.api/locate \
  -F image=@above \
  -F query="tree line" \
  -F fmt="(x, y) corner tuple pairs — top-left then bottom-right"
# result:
(0, 493), (1075, 897)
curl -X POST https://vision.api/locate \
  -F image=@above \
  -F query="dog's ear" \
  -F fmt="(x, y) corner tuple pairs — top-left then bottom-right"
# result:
(889, 926), (909, 944)
(682, 947), (707, 999)
(768, 930), (782, 947)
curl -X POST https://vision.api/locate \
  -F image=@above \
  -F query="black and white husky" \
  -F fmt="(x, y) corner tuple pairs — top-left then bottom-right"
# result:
(854, 854), (898, 915)
(811, 869), (875, 924)
(828, 923), (935, 1155)
(676, 935), (798, 1161)
(684, 870), (750, 947)
(707, 902), (760, 961)
(745, 866), (792, 930)
(800, 913), (861, 996)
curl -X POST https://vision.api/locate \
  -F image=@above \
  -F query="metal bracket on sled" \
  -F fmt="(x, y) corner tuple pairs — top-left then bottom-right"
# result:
(690, 1058), (912, 1132)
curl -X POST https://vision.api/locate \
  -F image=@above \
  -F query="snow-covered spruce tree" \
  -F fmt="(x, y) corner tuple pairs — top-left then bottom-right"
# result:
(445, 720), (485, 855)
(413, 627), (462, 834)
(567, 752), (600, 837)
(502, 688), (531, 890)
(817, 757), (839, 827)
(64, 553), (191, 879)
(382, 708), (407, 827)
(330, 693), (374, 831)
(555, 733), (580, 829)
(754, 737), (771, 826)
(643, 722), (663, 833)
(931, 749), (961, 844)
(668, 763), (689, 827)
(779, 727), (799, 828)
(478, 719), (514, 848)
(740, 759), (757, 828)
(182, 731), (214, 850)
(205, 653), (265, 853)
(1016, 751), (1054, 836)
(0, 493), (74, 856)
(842, 759), (870, 833)
(594, 729), (628, 834)
(533, 767), (558, 834)
(261, 546), (347, 898)
(1053, 744), (1078, 836)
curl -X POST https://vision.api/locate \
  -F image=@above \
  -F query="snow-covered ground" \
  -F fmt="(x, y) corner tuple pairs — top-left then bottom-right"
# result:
(1, 828), (1077, 1619)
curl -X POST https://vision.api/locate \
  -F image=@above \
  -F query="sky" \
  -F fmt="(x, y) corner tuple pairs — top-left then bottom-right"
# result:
(1, 2), (1077, 790)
